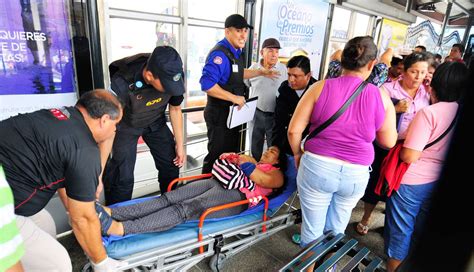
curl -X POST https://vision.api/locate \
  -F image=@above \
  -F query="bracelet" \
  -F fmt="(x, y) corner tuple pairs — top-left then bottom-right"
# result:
(240, 162), (256, 177)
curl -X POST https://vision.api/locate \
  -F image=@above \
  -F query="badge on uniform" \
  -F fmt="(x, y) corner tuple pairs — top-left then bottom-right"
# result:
(213, 56), (222, 65)
(232, 64), (239, 73)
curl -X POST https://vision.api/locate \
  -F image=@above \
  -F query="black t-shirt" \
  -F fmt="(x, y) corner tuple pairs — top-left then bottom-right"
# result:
(0, 107), (100, 216)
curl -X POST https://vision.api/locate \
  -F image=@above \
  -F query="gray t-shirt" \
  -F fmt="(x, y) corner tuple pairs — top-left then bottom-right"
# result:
(245, 61), (287, 112)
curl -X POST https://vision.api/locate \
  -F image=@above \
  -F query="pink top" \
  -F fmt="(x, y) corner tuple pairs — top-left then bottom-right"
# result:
(304, 76), (385, 166)
(240, 163), (277, 207)
(382, 79), (430, 138)
(401, 102), (458, 185)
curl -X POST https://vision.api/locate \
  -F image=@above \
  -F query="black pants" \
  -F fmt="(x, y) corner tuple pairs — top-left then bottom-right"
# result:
(202, 105), (240, 174)
(111, 178), (247, 234)
(104, 119), (178, 205)
(361, 143), (389, 205)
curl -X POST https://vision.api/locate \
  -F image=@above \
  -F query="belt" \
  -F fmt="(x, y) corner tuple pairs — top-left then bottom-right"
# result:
(256, 108), (274, 115)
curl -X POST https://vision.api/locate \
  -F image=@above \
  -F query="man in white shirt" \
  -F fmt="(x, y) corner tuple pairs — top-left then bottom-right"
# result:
(246, 38), (288, 160)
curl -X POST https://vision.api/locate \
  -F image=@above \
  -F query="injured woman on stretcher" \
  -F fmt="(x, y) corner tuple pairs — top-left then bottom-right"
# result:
(96, 146), (286, 237)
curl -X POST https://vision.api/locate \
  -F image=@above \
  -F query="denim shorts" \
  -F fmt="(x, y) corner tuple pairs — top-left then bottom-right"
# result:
(384, 182), (436, 260)
(297, 152), (370, 247)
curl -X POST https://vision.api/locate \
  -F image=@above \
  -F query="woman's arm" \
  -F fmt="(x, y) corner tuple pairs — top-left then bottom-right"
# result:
(249, 168), (284, 189)
(287, 81), (325, 166)
(375, 88), (398, 149)
(379, 48), (393, 66)
(330, 49), (342, 62)
(400, 147), (422, 163)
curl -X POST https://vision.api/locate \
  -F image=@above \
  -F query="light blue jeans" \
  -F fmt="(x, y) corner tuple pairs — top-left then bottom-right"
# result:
(297, 152), (370, 247)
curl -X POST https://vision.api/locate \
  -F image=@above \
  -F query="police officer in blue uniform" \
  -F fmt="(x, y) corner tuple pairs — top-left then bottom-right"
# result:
(104, 46), (185, 205)
(200, 14), (279, 174)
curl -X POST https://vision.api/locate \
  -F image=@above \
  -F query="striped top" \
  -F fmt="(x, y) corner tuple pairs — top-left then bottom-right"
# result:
(0, 165), (24, 271)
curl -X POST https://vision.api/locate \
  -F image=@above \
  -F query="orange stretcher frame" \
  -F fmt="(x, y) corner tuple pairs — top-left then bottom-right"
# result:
(166, 174), (270, 254)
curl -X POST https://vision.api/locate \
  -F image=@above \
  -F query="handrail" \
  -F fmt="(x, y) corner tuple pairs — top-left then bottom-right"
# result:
(167, 173), (212, 192)
(197, 196), (269, 254)
(165, 106), (206, 117)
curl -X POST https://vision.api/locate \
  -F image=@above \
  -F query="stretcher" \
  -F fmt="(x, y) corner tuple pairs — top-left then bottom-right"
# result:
(82, 157), (300, 271)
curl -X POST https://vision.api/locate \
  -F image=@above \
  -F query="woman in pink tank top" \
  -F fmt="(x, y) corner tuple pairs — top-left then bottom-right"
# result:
(287, 37), (397, 271)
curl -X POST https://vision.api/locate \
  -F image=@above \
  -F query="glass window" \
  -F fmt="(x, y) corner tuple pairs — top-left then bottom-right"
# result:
(185, 25), (223, 138)
(352, 13), (370, 38)
(109, 18), (179, 61)
(331, 7), (351, 39)
(186, 25), (224, 99)
(188, 0), (237, 21)
(108, 0), (179, 15)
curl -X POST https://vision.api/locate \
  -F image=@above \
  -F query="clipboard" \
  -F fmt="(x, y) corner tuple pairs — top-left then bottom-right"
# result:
(226, 97), (258, 129)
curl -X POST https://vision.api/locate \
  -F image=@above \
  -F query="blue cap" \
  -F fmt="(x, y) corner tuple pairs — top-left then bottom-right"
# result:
(147, 46), (185, 96)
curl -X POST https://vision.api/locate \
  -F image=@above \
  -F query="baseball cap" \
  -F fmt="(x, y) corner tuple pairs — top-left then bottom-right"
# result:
(262, 38), (281, 49)
(225, 14), (253, 29)
(146, 46), (185, 96)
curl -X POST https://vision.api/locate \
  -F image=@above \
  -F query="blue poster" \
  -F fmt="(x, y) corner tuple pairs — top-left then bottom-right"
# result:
(260, 0), (329, 77)
(0, 0), (75, 95)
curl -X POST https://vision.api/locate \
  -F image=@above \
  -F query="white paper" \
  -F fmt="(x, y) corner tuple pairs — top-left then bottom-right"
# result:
(226, 97), (258, 129)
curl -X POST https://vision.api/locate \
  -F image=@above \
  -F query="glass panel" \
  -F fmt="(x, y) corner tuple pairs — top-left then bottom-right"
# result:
(188, 0), (237, 21)
(185, 25), (223, 136)
(331, 7), (351, 39)
(109, 18), (179, 61)
(352, 13), (370, 38)
(108, 0), (179, 15)
(186, 25), (223, 99)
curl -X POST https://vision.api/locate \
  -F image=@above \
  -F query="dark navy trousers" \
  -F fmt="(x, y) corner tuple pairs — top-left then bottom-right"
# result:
(104, 119), (178, 205)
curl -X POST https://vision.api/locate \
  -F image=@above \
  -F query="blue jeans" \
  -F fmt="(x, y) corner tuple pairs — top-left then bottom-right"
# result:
(384, 182), (436, 260)
(297, 152), (370, 247)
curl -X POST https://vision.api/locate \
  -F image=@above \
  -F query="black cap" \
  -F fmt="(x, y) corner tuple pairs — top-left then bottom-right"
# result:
(262, 38), (281, 49)
(225, 14), (253, 29)
(146, 46), (185, 96)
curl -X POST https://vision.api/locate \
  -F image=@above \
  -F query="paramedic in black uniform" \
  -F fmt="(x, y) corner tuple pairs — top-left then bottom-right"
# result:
(0, 90), (124, 271)
(104, 46), (185, 205)
(199, 14), (279, 174)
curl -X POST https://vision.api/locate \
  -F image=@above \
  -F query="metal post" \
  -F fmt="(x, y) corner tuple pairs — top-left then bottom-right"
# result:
(461, 15), (473, 46)
(318, 3), (335, 80)
(405, 0), (413, 13)
(437, 1), (453, 47)
(87, 0), (104, 88)
(244, 0), (256, 69)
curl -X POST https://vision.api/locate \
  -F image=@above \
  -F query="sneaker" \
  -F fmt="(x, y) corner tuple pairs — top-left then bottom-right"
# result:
(95, 202), (113, 236)
(291, 233), (301, 244)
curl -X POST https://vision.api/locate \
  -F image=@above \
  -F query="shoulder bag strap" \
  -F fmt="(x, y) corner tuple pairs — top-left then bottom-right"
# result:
(306, 81), (368, 141)
(424, 104), (461, 150)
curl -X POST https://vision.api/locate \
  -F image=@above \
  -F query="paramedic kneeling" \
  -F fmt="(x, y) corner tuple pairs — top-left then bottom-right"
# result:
(0, 90), (124, 271)
(104, 46), (185, 205)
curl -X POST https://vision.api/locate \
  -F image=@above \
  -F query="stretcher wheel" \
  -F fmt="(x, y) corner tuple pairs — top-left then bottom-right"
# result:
(209, 253), (226, 271)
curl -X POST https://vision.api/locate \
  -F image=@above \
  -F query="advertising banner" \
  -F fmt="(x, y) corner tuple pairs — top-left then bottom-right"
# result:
(259, 0), (329, 77)
(378, 18), (409, 56)
(0, 0), (77, 120)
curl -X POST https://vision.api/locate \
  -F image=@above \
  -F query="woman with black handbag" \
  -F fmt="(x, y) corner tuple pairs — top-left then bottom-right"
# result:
(287, 36), (398, 271)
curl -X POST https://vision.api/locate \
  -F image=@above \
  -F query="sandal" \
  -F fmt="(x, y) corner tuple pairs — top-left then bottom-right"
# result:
(355, 222), (369, 235)
(291, 233), (301, 245)
(95, 202), (113, 236)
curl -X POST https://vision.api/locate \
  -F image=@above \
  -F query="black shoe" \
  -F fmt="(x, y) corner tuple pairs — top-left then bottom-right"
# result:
(95, 202), (113, 236)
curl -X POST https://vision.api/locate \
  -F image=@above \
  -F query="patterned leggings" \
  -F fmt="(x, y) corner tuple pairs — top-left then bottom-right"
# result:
(110, 178), (247, 235)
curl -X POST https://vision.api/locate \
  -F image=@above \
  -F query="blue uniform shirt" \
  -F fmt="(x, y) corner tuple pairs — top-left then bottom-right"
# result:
(200, 38), (242, 91)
